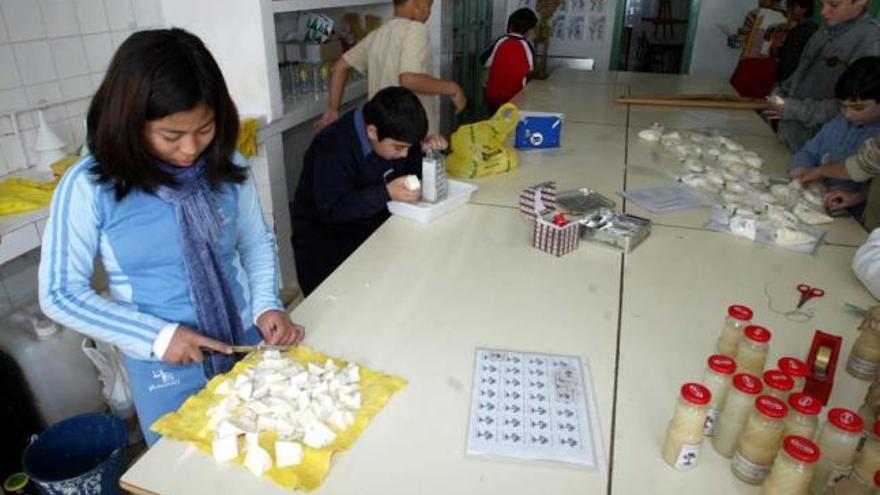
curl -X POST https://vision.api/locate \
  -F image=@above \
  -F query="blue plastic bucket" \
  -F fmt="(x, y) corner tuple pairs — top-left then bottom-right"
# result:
(23, 413), (128, 495)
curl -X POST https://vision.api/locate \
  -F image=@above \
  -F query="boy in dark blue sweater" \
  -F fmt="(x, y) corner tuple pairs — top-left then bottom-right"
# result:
(291, 86), (448, 295)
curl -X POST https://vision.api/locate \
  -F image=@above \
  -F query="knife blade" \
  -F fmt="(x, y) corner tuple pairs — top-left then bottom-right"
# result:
(230, 344), (294, 353)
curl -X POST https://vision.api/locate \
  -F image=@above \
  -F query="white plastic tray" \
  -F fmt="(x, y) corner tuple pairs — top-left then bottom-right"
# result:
(387, 179), (478, 223)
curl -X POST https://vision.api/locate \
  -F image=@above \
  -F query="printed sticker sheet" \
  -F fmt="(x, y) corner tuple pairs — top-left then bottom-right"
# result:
(466, 348), (604, 468)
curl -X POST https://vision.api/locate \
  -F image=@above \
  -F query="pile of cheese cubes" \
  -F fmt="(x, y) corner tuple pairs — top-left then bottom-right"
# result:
(208, 350), (361, 477)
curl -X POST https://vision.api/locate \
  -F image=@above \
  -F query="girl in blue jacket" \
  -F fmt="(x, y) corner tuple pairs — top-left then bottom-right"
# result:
(38, 29), (304, 445)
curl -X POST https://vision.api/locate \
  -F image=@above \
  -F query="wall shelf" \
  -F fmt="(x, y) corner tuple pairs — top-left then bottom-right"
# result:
(271, 0), (389, 14)
(258, 79), (367, 142)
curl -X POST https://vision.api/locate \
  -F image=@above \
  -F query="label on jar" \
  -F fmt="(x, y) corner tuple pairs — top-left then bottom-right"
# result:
(674, 443), (701, 471)
(703, 408), (720, 436)
(848, 354), (880, 377)
(732, 450), (770, 482)
(825, 464), (853, 490)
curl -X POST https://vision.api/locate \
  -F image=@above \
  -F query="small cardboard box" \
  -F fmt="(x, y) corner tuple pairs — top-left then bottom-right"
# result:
(515, 112), (564, 149)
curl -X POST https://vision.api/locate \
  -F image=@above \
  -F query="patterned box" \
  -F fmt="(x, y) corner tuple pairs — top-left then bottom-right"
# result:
(519, 181), (557, 219)
(533, 215), (580, 257)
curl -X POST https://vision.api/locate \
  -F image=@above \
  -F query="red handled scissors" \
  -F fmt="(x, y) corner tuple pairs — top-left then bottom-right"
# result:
(796, 284), (825, 309)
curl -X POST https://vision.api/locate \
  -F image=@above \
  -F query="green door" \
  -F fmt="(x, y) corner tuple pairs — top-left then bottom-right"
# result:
(452, 0), (493, 124)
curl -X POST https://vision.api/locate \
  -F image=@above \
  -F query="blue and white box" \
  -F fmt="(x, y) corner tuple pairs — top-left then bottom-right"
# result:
(515, 111), (564, 149)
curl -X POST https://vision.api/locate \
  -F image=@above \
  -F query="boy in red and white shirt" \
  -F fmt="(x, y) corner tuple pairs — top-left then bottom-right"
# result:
(482, 8), (538, 114)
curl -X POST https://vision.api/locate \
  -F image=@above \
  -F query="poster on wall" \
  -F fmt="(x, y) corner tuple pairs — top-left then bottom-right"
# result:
(508, 0), (616, 68)
(588, 14), (606, 42)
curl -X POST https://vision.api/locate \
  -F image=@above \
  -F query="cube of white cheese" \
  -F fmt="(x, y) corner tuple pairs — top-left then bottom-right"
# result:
(244, 432), (260, 447)
(244, 444), (273, 477)
(290, 372), (309, 388)
(263, 372), (287, 384)
(275, 440), (304, 468)
(213, 379), (232, 395)
(340, 392), (361, 410)
(323, 359), (338, 373)
(307, 363), (323, 376)
(236, 381), (253, 401)
(253, 383), (270, 400)
(257, 415), (277, 431)
(269, 383), (288, 397)
(303, 421), (336, 449)
(345, 365), (360, 384)
(212, 435), (239, 462)
(327, 409), (352, 430)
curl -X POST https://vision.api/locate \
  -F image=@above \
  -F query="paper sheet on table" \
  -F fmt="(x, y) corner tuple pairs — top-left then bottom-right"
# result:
(151, 346), (407, 492)
(466, 349), (605, 471)
(621, 184), (711, 213)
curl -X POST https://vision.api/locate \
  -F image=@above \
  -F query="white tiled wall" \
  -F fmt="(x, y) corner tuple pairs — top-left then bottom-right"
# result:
(0, 0), (163, 311)
(0, 0), (164, 176)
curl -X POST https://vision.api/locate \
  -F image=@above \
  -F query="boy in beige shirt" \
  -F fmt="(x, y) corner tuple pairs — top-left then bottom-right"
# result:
(315, 0), (466, 134)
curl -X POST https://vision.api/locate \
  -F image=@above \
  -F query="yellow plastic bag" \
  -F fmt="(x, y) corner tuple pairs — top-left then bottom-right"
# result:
(446, 103), (520, 179)
(151, 346), (407, 492)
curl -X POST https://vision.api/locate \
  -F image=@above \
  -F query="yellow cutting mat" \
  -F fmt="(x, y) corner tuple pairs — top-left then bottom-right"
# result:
(151, 346), (407, 491)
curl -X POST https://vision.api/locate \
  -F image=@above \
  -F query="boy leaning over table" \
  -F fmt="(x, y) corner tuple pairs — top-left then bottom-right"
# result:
(290, 87), (448, 297)
(788, 56), (880, 220)
(766, 0), (880, 152)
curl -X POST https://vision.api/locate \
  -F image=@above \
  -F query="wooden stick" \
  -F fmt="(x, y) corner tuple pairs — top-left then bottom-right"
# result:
(616, 95), (769, 111)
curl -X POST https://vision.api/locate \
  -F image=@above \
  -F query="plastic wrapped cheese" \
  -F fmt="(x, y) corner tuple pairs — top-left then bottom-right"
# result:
(793, 203), (833, 225)
(638, 128), (662, 142)
(774, 228), (814, 247)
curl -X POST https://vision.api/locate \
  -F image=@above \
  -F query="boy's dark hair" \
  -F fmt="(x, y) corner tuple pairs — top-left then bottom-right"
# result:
(393, 0), (409, 5)
(835, 56), (880, 101)
(362, 87), (428, 145)
(87, 28), (245, 199)
(787, 0), (814, 17)
(508, 8), (538, 34)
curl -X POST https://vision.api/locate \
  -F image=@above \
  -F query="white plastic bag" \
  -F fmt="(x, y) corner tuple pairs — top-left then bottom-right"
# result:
(81, 338), (142, 443)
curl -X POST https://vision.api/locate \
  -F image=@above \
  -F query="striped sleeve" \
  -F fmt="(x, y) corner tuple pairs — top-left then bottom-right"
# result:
(233, 154), (283, 321)
(38, 158), (170, 360)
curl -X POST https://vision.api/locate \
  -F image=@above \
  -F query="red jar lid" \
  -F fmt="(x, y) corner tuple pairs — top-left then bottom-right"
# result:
(828, 408), (865, 433)
(708, 355), (737, 375)
(787, 393), (821, 416)
(680, 383), (711, 406)
(763, 369), (795, 392)
(783, 435), (821, 464)
(874, 470), (880, 487)
(744, 325), (772, 343)
(755, 395), (788, 418)
(728, 304), (754, 321)
(874, 421), (880, 437)
(733, 373), (763, 395)
(778, 357), (808, 378)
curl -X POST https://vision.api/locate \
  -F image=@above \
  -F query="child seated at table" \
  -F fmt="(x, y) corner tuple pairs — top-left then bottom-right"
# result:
(291, 87), (447, 296)
(788, 56), (880, 218)
(481, 7), (538, 115)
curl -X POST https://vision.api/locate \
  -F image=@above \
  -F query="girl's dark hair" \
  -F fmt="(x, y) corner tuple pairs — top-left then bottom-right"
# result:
(787, 0), (814, 17)
(87, 28), (245, 199)
(362, 86), (428, 145)
(835, 56), (880, 102)
(508, 8), (538, 34)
